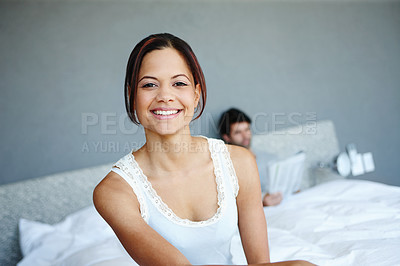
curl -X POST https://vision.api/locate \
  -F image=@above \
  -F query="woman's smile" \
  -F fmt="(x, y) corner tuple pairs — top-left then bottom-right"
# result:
(150, 108), (183, 120)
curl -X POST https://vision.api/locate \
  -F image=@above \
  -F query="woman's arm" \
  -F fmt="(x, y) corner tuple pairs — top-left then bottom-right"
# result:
(228, 145), (270, 264)
(227, 146), (315, 266)
(93, 171), (191, 266)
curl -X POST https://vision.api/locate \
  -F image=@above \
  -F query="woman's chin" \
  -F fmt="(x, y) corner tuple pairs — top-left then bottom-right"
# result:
(146, 125), (186, 137)
(142, 118), (193, 137)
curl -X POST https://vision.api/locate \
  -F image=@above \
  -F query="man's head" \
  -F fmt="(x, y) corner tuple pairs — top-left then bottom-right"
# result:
(218, 108), (252, 149)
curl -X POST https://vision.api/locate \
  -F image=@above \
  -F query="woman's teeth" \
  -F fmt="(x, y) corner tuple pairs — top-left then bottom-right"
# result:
(153, 110), (179, 115)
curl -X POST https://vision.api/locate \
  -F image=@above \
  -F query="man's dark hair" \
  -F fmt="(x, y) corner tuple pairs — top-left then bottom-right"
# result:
(218, 108), (252, 138)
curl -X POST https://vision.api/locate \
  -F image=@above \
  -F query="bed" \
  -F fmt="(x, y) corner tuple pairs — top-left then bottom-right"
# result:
(1, 120), (399, 265)
(264, 179), (400, 265)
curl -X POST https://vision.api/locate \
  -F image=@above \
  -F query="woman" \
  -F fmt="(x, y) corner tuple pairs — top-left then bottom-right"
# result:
(93, 33), (313, 266)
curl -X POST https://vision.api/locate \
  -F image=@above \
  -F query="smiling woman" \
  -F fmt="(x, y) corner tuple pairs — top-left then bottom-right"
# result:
(135, 48), (201, 136)
(124, 33), (206, 126)
(93, 33), (314, 266)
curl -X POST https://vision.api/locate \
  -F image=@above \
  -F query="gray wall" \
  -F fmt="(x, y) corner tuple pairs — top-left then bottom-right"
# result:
(1, 0), (399, 186)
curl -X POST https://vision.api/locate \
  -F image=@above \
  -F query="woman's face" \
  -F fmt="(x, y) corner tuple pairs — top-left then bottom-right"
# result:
(135, 48), (201, 136)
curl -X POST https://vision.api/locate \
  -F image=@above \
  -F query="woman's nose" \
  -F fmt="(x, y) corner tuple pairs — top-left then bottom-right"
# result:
(156, 85), (174, 102)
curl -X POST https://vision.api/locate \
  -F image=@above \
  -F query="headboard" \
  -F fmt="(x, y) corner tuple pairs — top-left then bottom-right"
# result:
(0, 163), (112, 266)
(251, 120), (343, 189)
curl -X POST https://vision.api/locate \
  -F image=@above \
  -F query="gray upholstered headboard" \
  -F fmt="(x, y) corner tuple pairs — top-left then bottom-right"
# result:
(251, 120), (344, 189)
(0, 163), (112, 266)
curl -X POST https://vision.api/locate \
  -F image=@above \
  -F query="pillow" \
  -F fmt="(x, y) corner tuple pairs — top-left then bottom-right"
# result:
(18, 205), (137, 266)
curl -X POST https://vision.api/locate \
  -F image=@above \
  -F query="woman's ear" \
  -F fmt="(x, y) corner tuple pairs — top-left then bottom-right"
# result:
(194, 84), (201, 107)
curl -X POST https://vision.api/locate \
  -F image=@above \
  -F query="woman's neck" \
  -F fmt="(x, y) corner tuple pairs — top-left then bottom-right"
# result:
(137, 129), (206, 173)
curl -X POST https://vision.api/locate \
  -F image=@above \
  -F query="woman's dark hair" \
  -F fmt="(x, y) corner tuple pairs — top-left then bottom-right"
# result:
(218, 108), (252, 138)
(124, 33), (207, 125)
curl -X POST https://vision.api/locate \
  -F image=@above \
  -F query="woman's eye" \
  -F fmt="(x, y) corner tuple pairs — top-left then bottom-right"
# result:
(142, 83), (156, 88)
(174, 81), (187, 87)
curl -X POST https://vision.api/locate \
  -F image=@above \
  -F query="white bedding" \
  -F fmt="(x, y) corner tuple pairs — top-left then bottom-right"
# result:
(266, 179), (400, 266)
(18, 179), (400, 266)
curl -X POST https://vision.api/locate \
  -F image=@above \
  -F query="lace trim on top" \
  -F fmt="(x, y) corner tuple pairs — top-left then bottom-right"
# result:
(112, 159), (149, 223)
(220, 142), (240, 197)
(129, 137), (226, 227)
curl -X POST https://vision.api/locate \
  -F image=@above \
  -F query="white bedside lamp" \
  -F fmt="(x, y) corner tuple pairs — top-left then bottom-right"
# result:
(318, 152), (351, 177)
(318, 143), (375, 177)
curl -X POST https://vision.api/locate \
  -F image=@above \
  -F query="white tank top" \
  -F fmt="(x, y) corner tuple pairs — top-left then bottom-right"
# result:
(110, 136), (247, 265)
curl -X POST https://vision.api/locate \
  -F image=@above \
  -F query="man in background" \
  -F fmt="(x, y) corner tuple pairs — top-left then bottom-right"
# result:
(218, 108), (282, 206)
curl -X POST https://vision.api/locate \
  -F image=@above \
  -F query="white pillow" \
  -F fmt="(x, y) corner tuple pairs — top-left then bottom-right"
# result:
(18, 205), (137, 266)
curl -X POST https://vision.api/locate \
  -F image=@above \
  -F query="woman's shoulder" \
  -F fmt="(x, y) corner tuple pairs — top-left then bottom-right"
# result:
(93, 169), (141, 221)
(94, 150), (140, 207)
(226, 143), (255, 164)
(225, 144), (259, 191)
(94, 170), (133, 202)
(194, 136), (255, 164)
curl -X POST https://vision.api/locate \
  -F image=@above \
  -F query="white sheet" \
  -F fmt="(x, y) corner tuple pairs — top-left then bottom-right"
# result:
(19, 179), (400, 265)
(265, 179), (400, 265)
(18, 206), (136, 266)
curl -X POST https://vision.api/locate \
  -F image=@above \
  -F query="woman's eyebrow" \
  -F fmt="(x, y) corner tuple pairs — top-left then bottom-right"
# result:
(172, 74), (190, 80)
(139, 74), (190, 82)
(139, 76), (157, 82)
